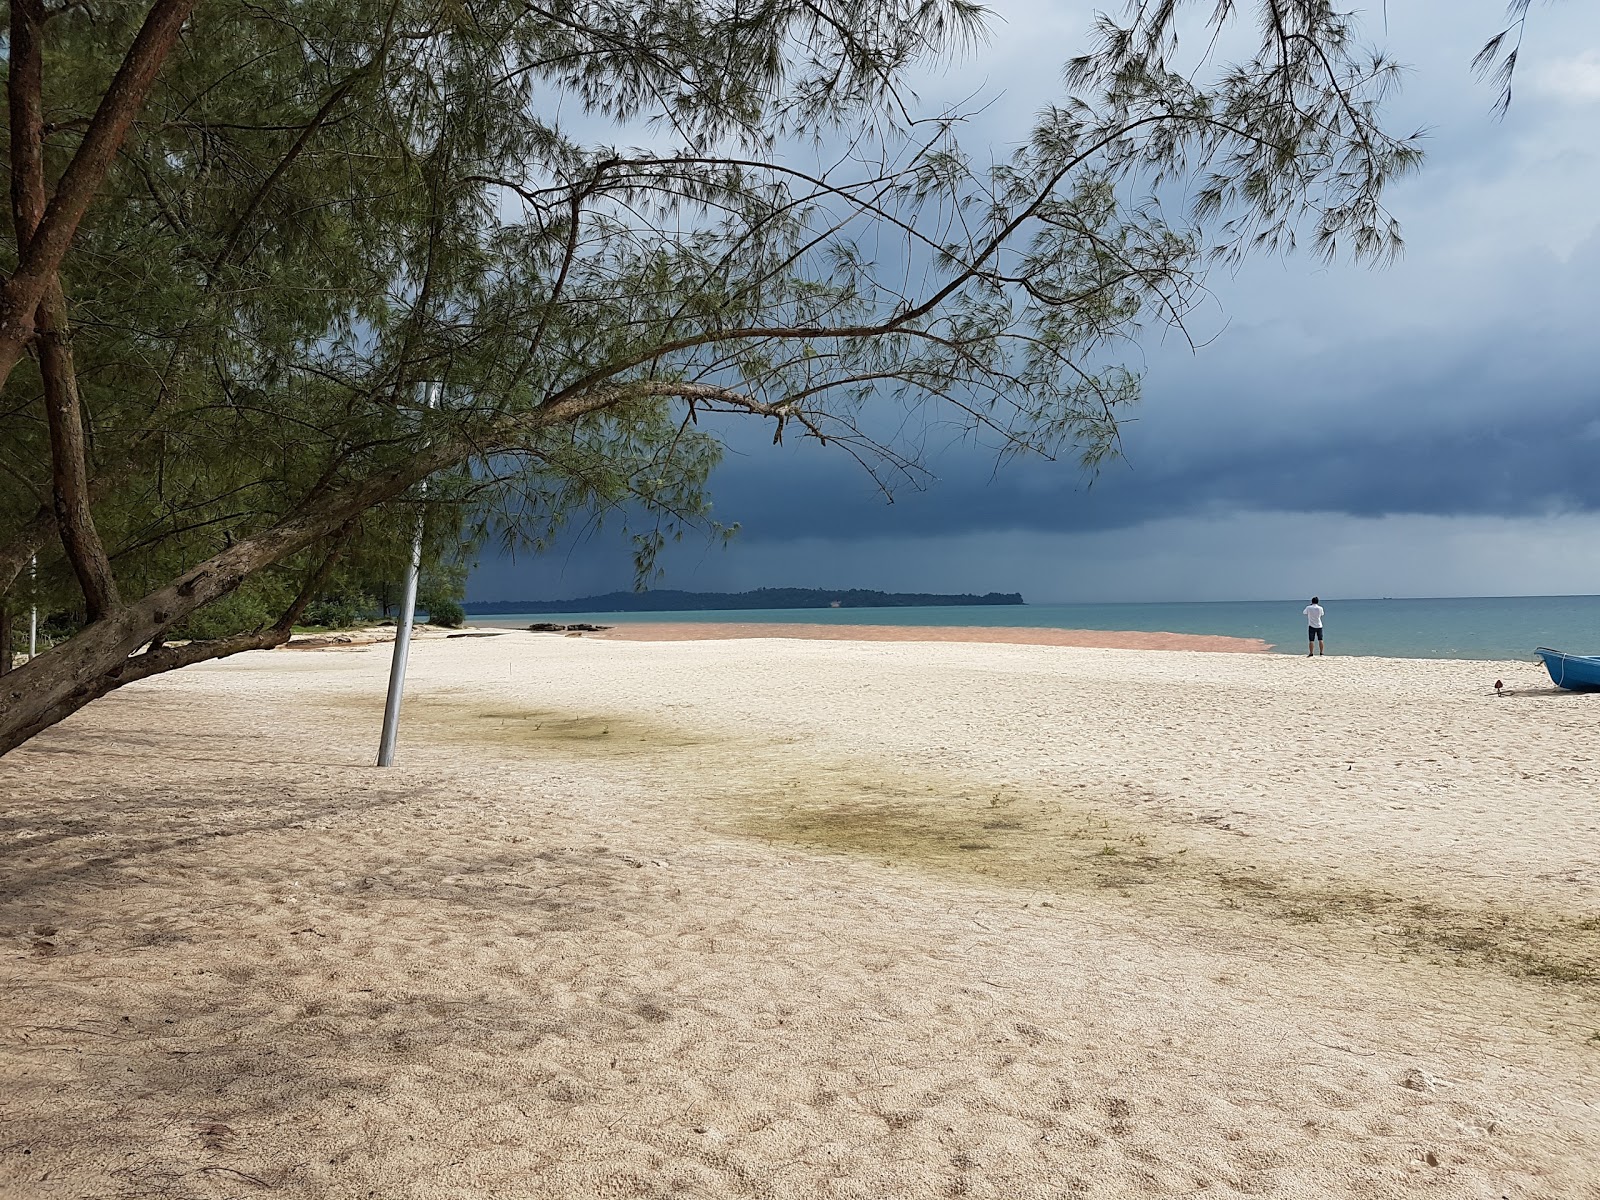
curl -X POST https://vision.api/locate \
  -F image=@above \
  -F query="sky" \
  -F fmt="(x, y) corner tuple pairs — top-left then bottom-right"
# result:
(467, 1), (1600, 605)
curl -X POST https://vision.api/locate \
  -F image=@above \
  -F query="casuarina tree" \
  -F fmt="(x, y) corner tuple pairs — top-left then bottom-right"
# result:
(0, 0), (1422, 754)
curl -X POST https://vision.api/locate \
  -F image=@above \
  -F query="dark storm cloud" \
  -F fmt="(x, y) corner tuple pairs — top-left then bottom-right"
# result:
(692, 401), (1600, 541)
(685, 237), (1600, 542)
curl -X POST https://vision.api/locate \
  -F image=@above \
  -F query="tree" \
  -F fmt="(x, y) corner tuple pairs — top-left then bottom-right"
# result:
(0, 0), (1421, 755)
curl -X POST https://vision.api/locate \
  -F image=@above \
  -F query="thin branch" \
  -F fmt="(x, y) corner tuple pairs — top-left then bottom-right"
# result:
(0, 506), (56, 596)
(211, 68), (371, 274)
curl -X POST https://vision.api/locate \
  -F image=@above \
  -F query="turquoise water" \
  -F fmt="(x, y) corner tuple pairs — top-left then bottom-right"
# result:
(473, 595), (1600, 661)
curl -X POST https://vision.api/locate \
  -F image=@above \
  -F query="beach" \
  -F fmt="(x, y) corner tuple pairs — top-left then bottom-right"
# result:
(3, 627), (1598, 1198)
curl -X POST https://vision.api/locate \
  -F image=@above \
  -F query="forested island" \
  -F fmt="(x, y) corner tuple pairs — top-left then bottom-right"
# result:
(464, 588), (1025, 614)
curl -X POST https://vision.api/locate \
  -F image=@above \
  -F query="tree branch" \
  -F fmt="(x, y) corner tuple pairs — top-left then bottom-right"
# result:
(106, 626), (295, 694)
(210, 0), (403, 276)
(9, 0), (123, 619)
(543, 115), (1172, 409)
(210, 70), (369, 274)
(0, 506), (56, 597)
(0, 0), (198, 386)
(37, 289), (121, 618)
(275, 527), (353, 630)
(8, 0), (49, 243)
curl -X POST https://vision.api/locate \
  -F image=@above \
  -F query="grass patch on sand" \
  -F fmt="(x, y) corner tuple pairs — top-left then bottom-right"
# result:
(334, 694), (708, 756)
(732, 768), (1600, 997)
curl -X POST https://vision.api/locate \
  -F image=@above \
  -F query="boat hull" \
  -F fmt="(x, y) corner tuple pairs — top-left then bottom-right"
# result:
(1536, 647), (1600, 692)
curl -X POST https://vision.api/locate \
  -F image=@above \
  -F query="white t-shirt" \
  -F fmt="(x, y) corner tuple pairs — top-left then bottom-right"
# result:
(1304, 604), (1325, 629)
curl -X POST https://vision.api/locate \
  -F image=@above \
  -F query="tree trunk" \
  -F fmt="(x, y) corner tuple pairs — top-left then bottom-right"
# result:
(0, 620), (294, 752)
(0, 440), (459, 755)
(0, 603), (12, 676)
(0, 538), (321, 753)
(0, 0), (198, 396)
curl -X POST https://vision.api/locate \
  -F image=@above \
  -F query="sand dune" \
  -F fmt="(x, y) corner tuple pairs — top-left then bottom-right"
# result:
(2, 631), (1597, 1198)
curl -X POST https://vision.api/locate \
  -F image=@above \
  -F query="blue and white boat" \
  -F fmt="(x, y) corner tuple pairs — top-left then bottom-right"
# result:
(1535, 647), (1600, 692)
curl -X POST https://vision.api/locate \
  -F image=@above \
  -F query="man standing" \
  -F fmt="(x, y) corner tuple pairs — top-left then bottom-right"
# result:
(1303, 596), (1326, 656)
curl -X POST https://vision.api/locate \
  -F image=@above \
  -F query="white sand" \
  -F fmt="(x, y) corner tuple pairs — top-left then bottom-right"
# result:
(3, 631), (1598, 1198)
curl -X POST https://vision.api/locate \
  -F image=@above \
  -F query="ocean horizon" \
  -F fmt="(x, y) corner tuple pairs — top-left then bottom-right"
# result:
(468, 593), (1600, 661)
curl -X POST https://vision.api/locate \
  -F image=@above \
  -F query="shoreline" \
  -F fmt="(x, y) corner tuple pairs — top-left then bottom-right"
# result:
(494, 619), (1274, 653)
(467, 595), (1600, 661)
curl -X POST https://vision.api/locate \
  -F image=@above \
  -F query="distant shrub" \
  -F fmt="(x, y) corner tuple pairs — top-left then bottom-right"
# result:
(299, 592), (375, 630)
(171, 580), (295, 640)
(425, 598), (465, 628)
(38, 610), (82, 641)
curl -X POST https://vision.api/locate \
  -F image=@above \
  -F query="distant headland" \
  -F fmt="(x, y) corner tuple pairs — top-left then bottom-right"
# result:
(464, 588), (1025, 614)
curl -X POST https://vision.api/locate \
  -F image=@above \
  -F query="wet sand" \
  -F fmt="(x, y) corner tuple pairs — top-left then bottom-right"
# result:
(586, 621), (1270, 653)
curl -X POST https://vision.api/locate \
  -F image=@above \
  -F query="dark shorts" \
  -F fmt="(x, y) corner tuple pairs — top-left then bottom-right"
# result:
(1308, 626), (1323, 641)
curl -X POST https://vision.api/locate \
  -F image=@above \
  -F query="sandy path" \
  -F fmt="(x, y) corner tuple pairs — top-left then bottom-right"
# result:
(2, 633), (1597, 1199)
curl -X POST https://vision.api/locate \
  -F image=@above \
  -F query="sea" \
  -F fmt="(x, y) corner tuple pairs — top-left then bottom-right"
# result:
(474, 595), (1600, 661)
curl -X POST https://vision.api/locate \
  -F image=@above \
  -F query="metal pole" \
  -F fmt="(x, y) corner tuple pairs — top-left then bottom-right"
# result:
(28, 556), (37, 659)
(376, 382), (439, 767)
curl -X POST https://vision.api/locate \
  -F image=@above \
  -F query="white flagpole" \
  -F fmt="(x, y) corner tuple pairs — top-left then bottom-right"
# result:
(28, 556), (37, 659)
(377, 382), (439, 767)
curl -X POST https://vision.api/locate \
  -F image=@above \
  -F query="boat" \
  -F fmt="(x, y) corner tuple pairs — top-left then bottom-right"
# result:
(1535, 647), (1600, 692)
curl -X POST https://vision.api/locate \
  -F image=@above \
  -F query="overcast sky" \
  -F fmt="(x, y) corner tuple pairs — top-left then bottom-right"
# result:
(469, 1), (1600, 605)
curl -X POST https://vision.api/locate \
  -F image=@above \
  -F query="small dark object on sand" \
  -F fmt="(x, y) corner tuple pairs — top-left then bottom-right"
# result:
(528, 622), (612, 633)
(1494, 679), (1504, 696)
